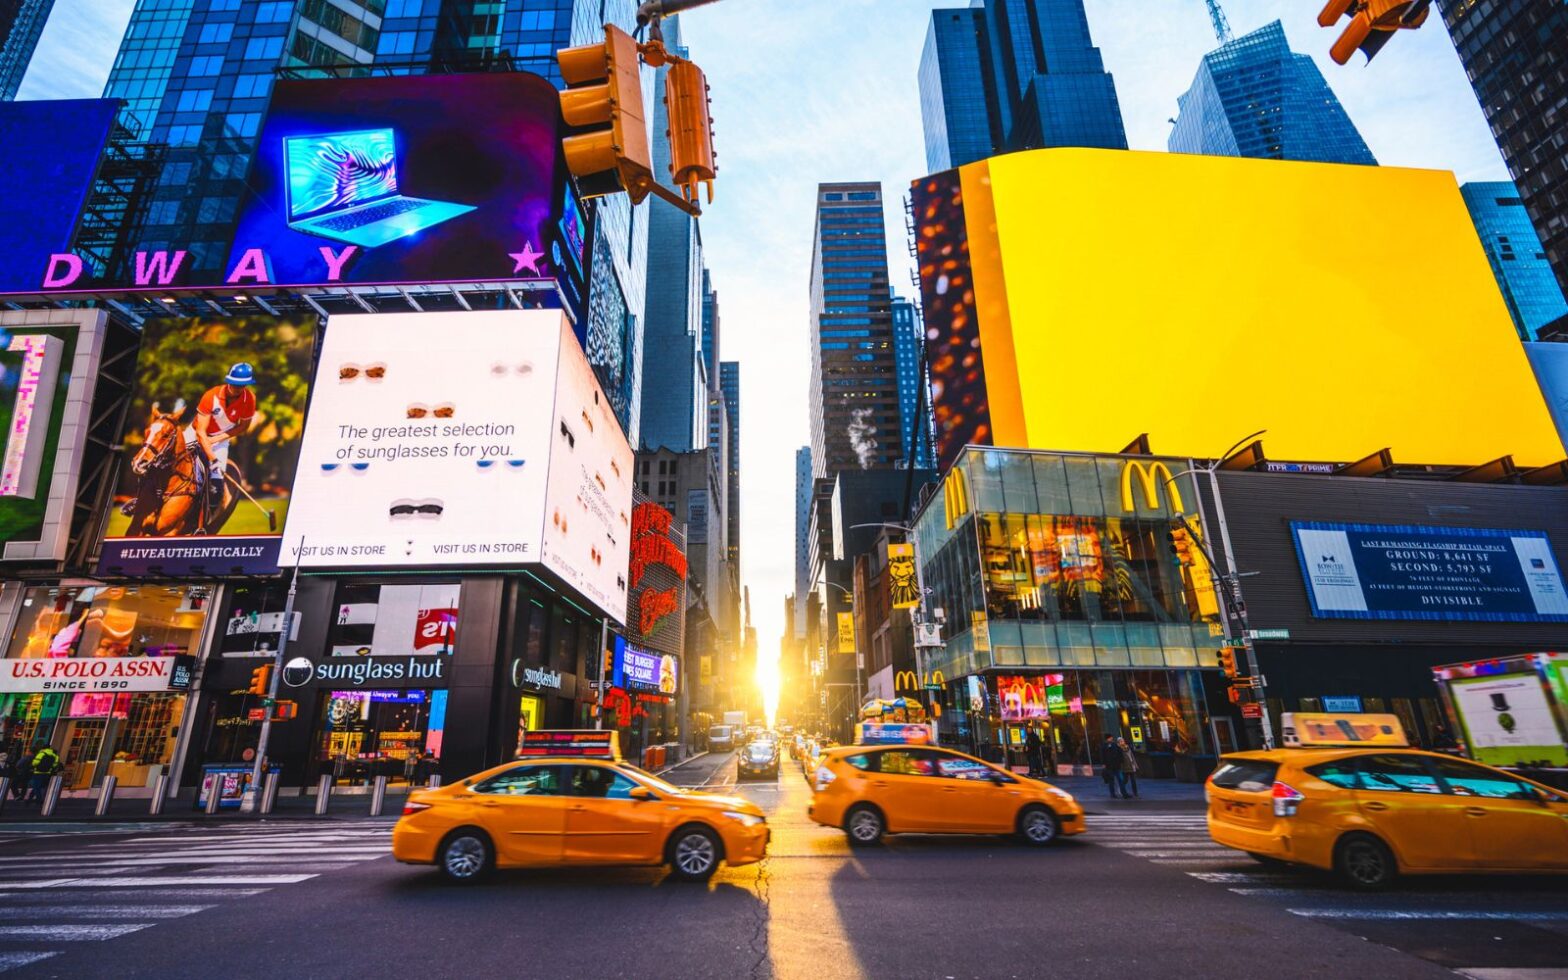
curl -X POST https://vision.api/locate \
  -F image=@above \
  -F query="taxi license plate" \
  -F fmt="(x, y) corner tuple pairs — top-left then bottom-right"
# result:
(1222, 800), (1252, 814)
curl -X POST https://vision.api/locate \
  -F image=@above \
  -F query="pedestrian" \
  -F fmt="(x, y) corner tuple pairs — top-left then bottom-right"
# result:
(7, 743), (30, 800)
(1117, 737), (1140, 799)
(1100, 734), (1124, 798)
(23, 740), (61, 805)
(1025, 726), (1044, 776)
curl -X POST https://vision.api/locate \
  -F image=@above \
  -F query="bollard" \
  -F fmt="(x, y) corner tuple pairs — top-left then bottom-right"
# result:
(148, 773), (168, 816)
(314, 773), (332, 816)
(94, 775), (118, 817)
(39, 774), (64, 816)
(369, 775), (388, 817)
(428, 774), (442, 790)
(260, 771), (279, 816)
(205, 774), (224, 815)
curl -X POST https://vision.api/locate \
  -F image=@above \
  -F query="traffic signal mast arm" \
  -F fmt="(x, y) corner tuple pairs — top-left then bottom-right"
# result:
(636, 0), (728, 26)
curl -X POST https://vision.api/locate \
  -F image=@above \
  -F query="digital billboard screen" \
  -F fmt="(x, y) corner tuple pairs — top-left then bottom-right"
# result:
(280, 311), (633, 623)
(0, 311), (107, 562)
(98, 316), (319, 577)
(0, 99), (117, 294)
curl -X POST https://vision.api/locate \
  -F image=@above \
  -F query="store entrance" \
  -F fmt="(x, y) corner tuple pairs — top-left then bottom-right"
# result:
(314, 690), (447, 788)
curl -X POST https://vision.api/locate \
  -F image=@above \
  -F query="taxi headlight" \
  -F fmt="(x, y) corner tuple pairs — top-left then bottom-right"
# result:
(1045, 787), (1074, 803)
(722, 810), (765, 828)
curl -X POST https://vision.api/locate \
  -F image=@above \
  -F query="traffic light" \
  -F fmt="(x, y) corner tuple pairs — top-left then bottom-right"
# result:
(1167, 527), (1196, 567)
(664, 59), (716, 206)
(1319, 0), (1432, 65)
(1218, 646), (1241, 679)
(558, 24), (653, 203)
(247, 665), (272, 696)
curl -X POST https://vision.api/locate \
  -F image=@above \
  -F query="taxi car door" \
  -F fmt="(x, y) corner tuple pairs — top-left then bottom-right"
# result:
(469, 765), (569, 866)
(934, 752), (1018, 832)
(1427, 757), (1568, 871)
(1351, 754), (1474, 870)
(870, 749), (945, 833)
(564, 765), (669, 865)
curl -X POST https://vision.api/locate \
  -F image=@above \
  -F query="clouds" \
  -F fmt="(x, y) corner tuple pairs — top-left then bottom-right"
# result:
(16, 0), (135, 101)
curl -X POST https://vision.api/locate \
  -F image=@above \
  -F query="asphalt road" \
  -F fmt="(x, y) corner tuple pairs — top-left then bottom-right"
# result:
(0, 750), (1564, 979)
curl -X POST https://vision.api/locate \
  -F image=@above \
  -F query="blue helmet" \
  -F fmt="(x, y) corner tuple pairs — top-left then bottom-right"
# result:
(225, 362), (256, 386)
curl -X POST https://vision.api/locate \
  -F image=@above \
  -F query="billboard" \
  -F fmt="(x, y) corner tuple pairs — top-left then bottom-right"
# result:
(613, 636), (678, 695)
(99, 316), (317, 576)
(0, 310), (106, 562)
(1291, 521), (1568, 623)
(625, 499), (687, 656)
(997, 674), (1048, 721)
(915, 149), (1565, 468)
(280, 311), (632, 623)
(0, 99), (118, 294)
(1449, 674), (1568, 767)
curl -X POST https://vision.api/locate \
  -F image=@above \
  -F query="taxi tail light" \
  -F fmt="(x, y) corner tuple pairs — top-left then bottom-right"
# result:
(402, 801), (432, 816)
(814, 766), (836, 792)
(1271, 781), (1304, 817)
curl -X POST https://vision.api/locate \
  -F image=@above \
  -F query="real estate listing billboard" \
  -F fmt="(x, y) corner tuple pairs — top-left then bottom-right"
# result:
(915, 149), (1566, 469)
(98, 316), (319, 576)
(280, 311), (632, 623)
(0, 310), (107, 562)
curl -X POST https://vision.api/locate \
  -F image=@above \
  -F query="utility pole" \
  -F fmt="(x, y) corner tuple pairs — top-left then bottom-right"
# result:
(241, 541), (303, 813)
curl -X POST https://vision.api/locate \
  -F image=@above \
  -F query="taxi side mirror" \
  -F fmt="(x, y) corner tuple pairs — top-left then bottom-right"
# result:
(628, 786), (654, 802)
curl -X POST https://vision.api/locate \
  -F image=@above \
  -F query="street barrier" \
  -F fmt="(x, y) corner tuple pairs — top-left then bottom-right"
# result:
(39, 775), (63, 816)
(260, 771), (280, 815)
(369, 775), (388, 817)
(314, 773), (332, 816)
(94, 775), (118, 817)
(149, 773), (168, 816)
(205, 777), (224, 815)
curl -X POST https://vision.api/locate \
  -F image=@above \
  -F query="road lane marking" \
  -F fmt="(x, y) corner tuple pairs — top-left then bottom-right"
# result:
(1289, 909), (1568, 921)
(0, 905), (213, 919)
(0, 952), (58, 973)
(0, 924), (152, 941)
(0, 875), (318, 888)
(0, 888), (270, 899)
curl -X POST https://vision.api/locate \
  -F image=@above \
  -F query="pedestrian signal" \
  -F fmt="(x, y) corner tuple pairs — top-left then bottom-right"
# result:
(664, 59), (716, 206)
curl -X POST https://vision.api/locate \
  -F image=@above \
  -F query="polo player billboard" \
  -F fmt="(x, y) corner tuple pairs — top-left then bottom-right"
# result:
(99, 316), (318, 576)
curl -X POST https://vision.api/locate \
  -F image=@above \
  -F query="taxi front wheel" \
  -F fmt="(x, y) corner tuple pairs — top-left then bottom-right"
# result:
(438, 829), (494, 884)
(1016, 805), (1060, 846)
(1335, 833), (1397, 891)
(845, 804), (885, 846)
(668, 825), (724, 882)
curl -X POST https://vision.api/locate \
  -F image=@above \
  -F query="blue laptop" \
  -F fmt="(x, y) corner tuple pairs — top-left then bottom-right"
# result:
(283, 129), (475, 248)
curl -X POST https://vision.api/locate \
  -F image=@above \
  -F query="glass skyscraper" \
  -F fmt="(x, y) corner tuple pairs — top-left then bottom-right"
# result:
(918, 0), (1126, 174)
(808, 182), (903, 479)
(1168, 20), (1375, 165)
(100, 0), (651, 440)
(1461, 181), (1568, 342)
(1439, 0), (1568, 298)
(0, 0), (53, 100)
(720, 360), (739, 570)
(793, 445), (812, 639)
(891, 295), (933, 471)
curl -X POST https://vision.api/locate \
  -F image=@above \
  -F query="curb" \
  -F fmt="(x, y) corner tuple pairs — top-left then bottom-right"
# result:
(655, 750), (709, 774)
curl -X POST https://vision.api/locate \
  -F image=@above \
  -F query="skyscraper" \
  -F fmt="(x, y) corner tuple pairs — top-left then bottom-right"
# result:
(1462, 181), (1568, 342)
(891, 296), (933, 470)
(720, 360), (740, 571)
(702, 268), (720, 392)
(918, 0), (1127, 174)
(793, 446), (812, 639)
(1169, 20), (1375, 165)
(1438, 0), (1568, 297)
(99, 0), (652, 440)
(0, 0), (52, 100)
(808, 182), (904, 479)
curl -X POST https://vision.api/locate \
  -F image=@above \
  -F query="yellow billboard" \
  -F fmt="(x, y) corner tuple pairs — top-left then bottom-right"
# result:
(944, 149), (1563, 467)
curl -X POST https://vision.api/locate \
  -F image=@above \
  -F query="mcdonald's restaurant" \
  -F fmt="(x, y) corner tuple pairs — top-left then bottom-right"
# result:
(911, 445), (1568, 780)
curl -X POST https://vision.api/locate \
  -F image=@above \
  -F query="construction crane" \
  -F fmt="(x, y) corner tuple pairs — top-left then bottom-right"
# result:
(1205, 0), (1233, 44)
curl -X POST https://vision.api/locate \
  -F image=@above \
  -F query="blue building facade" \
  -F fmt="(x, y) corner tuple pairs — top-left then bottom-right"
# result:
(100, 0), (650, 440)
(1168, 20), (1375, 166)
(0, 0), (53, 100)
(918, 0), (1126, 173)
(1462, 181), (1568, 341)
(720, 360), (740, 569)
(793, 445), (813, 639)
(891, 296), (933, 471)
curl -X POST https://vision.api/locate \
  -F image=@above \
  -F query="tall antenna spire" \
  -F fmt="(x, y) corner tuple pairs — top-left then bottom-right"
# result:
(1206, 0), (1233, 44)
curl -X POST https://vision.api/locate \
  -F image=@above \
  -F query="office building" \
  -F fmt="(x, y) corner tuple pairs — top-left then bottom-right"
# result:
(808, 182), (904, 479)
(918, 0), (1127, 173)
(100, 0), (651, 440)
(891, 295), (933, 470)
(1169, 20), (1376, 165)
(702, 268), (720, 392)
(1439, 0), (1568, 296)
(0, 0), (51, 99)
(720, 360), (740, 571)
(1462, 181), (1568, 341)
(793, 446), (812, 639)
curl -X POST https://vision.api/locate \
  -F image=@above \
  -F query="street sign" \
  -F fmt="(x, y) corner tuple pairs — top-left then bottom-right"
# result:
(1241, 703), (1263, 719)
(1246, 629), (1291, 640)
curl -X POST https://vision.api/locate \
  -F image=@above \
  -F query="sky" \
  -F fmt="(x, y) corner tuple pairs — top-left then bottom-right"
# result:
(18, 0), (1511, 667)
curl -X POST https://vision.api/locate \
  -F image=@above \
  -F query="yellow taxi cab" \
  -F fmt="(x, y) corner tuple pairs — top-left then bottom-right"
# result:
(807, 728), (1085, 846)
(392, 731), (768, 883)
(1206, 712), (1568, 889)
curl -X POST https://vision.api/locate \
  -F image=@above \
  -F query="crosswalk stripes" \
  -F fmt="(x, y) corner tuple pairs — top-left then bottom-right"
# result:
(0, 824), (391, 972)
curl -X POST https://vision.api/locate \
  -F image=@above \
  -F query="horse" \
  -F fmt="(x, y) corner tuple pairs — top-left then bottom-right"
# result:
(123, 401), (236, 536)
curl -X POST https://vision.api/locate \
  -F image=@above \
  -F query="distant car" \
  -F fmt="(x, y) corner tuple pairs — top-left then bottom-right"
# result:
(738, 740), (780, 780)
(708, 725), (735, 752)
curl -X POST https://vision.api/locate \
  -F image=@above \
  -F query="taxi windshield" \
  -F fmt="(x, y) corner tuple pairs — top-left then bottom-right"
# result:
(621, 764), (684, 795)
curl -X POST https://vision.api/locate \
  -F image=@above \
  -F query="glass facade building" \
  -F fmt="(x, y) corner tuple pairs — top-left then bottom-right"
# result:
(1462, 181), (1568, 341)
(720, 360), (740, 570)
(891, 295), (933, 470)
(918, 0), (1126, 174)
(1439, 0), (1568, 298)
(912, 447), (1230, 774)
(793, 446), (812, 639)
(1168, 20), (1375, 165)
(0, 0), (53, 99)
